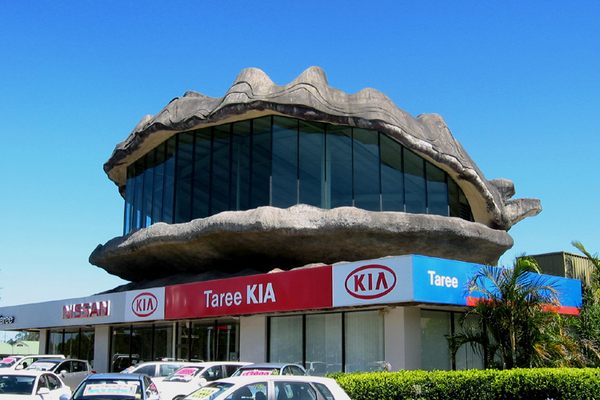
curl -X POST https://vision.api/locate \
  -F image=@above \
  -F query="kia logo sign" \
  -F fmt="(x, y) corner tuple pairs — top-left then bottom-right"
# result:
(345, 264), (396, 299)
(132, 292), (158, 317)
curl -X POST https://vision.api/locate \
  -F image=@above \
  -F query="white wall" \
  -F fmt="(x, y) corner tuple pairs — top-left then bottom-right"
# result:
(93, 325), (111, 372)
(384, 306), (421, 370)
(239, 315), (267, 362)
(38, 329), (47, 354)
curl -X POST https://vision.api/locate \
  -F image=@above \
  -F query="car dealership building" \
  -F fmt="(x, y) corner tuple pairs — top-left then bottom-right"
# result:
(0, 67), (582, 373)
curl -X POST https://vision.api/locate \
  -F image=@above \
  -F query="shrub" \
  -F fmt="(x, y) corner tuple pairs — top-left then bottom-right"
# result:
(332, 369), (600, 400)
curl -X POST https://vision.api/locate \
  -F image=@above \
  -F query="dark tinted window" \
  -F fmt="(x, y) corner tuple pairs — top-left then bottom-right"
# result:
(353, 128), (380, 211)
(404, 149), (426, 213)
(45, 374), (61, 390)
(123, 116), (473, 234)
(135, 364), (155, 376)
(272, 117), (298, 208)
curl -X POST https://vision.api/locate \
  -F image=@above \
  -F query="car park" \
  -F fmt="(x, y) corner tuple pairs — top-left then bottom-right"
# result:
(0, 354), (66, 371)
(71, 373), (159, 400)
(26, 358), (94, 390)
(183, 375), (351, 400)
(121, 361), (193, 381)
(231, 363), (306, 377)
(0, 370), (72, 399)
(155, 362), (250, 400)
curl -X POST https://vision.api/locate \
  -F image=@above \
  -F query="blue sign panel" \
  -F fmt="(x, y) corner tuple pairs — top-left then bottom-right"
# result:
(411, 255), (582, 313)
(412, 256), (477, 306)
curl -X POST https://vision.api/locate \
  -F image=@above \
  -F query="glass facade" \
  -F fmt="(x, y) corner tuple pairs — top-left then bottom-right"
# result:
(123, 116), (473, 234)
(420, 310), (484, 371)
(268, 310), (383, 375)
(109, 320), (238, 372)
(47, 328), (95, 366)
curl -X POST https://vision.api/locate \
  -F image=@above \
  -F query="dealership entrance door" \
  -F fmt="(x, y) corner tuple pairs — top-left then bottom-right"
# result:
(177, 318), (240, 362)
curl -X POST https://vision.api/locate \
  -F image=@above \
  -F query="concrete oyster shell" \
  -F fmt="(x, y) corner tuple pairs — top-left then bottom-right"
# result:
(93, 67), (540, 281)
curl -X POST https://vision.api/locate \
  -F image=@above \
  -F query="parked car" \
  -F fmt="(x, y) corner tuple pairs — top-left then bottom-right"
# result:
(121, 361), (192, 380)
(71, 373), (159, 400)
(0, 370), (72, 399)
(0, 356), (23, 369)
(155, 362), (250, 400)
(26, 358), (94, 390)
(183, 375), (351, 400)
(0, 354), (65, 371)
(231, 363), (307, 377)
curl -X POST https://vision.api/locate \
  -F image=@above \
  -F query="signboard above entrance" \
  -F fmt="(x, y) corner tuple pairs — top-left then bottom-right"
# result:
(165, 267), (333, 319)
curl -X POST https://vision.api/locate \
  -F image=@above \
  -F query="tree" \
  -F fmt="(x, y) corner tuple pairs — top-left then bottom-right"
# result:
(449, 257), (582, 369)
(568, 241), (600, 366)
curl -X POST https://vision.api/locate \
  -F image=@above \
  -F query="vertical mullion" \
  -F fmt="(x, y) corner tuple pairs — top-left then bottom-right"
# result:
(160, 144), (167, 222)
(296, 119), (300, 204)
(450, 312), (456, 370)
(190, 132), (197, 221)
(377, 132), (383, 211)
(171, 135), (179, 224)
(187, 321), (192, 362)
(302, 314), (307, 368)
(341, 312), (346, 372)
(269, 116), (273, 206)
(151, 324), (156, 362)
(266, 317), (271, 362)
(351, 129), (355, 207)
(228, 124), (233, 211)
(424, 159), (429, 214)
(208, 128), (214, 215)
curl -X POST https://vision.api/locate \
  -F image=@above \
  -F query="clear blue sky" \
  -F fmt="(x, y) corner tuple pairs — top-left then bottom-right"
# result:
(1, 1), (599, 307)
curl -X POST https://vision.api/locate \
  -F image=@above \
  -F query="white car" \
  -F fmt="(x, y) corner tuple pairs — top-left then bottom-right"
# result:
(183, 375), (351, 400)
(0, 370), (72, 399)
(121, 361), (195, 382)
(156, 362), (250, 400)
(0, 355), (66, 371)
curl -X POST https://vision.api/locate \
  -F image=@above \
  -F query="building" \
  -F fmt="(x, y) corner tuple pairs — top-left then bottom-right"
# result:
(529, 251), (596, 286)
(0, 67), (582, 373)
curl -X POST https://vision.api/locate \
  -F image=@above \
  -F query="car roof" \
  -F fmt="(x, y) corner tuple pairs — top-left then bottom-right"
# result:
(238, 363), (302, 369)
(216, 375), (337, 385)
(133, 361), (187, 365)
(30, 359), (63, 363)
(174, 361), (250, 368)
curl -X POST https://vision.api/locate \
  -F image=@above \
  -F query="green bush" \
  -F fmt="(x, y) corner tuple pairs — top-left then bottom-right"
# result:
(332, 369), (600, 400)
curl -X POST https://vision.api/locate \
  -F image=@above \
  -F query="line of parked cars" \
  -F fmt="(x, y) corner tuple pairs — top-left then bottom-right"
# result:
(0, 355), (350, 400)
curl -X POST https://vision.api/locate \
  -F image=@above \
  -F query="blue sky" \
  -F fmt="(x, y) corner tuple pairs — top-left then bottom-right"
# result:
(0, 1), (599, 307)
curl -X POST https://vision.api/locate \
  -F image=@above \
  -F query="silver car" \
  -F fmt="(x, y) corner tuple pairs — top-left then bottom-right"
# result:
(26, 358), (93, 390)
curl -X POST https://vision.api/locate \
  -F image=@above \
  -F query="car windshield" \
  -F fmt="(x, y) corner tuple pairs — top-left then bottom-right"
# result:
(27, 361), (60, 371)
(164, 367), (203, 382)
(72, 379), (142, 399)
(184, 382), (234, 400)
(0, 357), (19, 368)
(233, 368), (279, 377)
(0, 374), (35, 395)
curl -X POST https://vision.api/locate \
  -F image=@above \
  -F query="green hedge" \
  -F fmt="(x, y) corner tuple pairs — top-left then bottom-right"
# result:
(332, 369), (600, 400)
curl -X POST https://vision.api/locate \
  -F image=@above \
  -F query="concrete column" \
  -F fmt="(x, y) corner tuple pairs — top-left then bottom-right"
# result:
(384, 306), (421, 371)
(93, 325), (111, 373)
(38, 329), (48, 354)
(239, 315), (267, 363)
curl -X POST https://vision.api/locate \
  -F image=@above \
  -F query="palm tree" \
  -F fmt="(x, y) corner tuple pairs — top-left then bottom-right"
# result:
(569, 241), (600, 366)
(450, 257), (580, 369)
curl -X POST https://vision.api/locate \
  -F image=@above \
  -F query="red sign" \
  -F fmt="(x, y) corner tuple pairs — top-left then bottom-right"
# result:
(63, 301), (110, 319)
(344, 264), (397, 300)
(165, 266), (332, 319)
(132, 292), (158, 317)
